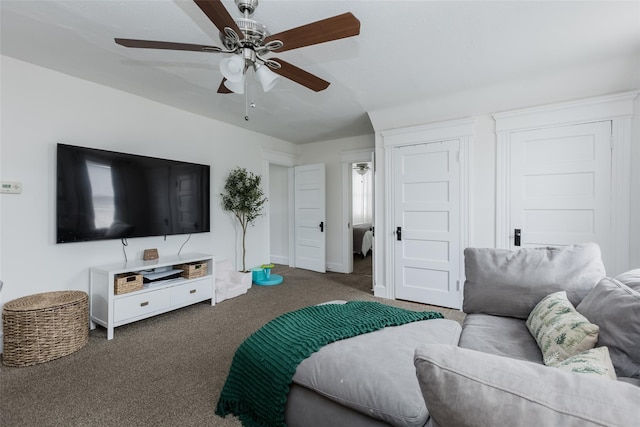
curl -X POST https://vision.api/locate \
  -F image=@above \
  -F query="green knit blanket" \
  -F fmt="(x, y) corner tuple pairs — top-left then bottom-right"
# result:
(215, 301), (443, 427)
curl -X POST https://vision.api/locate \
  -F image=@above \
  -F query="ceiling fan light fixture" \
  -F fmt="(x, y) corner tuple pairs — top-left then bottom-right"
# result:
(255, 63), (280, 92)
(220, 55), (245, 82)
(355, 163), (370, 175)
(223, 75), (246, 94)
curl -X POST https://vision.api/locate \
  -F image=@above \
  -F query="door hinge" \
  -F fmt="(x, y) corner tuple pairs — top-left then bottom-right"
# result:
(456, 280), (460, 291)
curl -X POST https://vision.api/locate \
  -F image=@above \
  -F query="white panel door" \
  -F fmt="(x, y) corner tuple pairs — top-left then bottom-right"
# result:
(509, 121), (612, 265)
(294, 164), (326, 273)
(393, 141), (461, 309)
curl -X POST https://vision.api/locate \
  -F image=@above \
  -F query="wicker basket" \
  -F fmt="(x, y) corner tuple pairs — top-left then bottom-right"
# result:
(114, 273), (143, 295)
(2, 291), (89, 367)
(174, 262), (208, 279)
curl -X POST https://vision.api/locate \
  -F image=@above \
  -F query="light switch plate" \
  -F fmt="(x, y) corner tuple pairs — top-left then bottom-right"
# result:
(1, 181), (22, 194)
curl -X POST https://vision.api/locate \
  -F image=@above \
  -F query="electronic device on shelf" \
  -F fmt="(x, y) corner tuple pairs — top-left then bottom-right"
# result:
(56, 143), (211, 243)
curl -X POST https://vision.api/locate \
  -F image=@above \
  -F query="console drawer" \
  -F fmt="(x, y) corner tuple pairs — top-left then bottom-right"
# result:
(170, 280), (212, 307)
(114, 289), (171, 323)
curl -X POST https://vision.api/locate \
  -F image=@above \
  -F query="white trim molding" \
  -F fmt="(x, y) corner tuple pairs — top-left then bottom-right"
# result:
(262, 148), (298, 167)
(379, 118), (476, 148)
(493, 91), (639, 133)
(340, 147), (374, 163)
(494, 91), (639, 275)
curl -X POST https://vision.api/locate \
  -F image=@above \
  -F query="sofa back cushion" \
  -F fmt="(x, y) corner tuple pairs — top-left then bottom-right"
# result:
(615, 269), (640, 291)
(463, 243), (605, 319)
(576, 276), (640, 379)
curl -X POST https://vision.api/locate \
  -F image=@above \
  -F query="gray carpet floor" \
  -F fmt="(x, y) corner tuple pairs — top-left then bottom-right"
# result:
(0, 265), (464, 427)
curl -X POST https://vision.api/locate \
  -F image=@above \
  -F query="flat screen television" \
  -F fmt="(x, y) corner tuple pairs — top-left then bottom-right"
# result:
(56, 143), (210, 243)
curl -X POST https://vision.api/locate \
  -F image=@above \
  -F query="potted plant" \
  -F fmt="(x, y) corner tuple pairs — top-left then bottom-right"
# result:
(221, 167), (268, 272)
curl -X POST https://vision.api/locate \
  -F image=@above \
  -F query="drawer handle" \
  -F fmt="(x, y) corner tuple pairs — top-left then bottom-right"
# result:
(127, 276), (137, 282)
(189, 289), (197, 294)
(140, 301), (149, 307)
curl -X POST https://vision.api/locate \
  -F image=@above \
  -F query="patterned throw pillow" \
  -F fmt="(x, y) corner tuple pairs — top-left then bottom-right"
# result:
(526, 291), (599, 365)
(553, 347), (617, 380)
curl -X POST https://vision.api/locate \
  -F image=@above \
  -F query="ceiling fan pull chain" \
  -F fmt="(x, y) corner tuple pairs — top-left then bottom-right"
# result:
(245, 88), (249, 121)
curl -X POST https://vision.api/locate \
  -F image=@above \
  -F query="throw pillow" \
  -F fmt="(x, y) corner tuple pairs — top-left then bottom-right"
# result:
(553, 347), (617, 380)
(413, 344), (640, 427)
(526, 291), (599, 365)
(577, 277), (640, 379)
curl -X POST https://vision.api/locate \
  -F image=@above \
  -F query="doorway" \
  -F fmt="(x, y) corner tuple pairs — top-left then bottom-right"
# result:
(351, 161), (374, 283)
(340, 148), (375, 286)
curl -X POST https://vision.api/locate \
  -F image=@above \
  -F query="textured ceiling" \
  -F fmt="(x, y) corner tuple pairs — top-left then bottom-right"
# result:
(1, 0), (639, 143)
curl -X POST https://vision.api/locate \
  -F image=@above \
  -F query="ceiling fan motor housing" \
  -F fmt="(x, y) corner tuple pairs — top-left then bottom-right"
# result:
(220, 18), (269, 50)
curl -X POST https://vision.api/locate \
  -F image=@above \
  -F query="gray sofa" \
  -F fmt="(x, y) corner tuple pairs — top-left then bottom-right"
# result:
(284, 243), (640, 427)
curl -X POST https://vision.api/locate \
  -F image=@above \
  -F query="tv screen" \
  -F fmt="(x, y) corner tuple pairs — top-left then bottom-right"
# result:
(56, 144), (210, 243)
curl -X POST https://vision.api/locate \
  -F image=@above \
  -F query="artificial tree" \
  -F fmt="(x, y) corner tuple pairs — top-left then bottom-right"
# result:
(221, 167), (268, 272)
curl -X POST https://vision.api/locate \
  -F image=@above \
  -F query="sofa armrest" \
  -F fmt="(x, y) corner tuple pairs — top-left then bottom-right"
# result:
(414, 344), (640, 427)
(463, 243), (605, 318)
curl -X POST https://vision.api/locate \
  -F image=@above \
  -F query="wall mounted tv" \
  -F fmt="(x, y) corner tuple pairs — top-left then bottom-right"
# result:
(56, 143), (210, 243)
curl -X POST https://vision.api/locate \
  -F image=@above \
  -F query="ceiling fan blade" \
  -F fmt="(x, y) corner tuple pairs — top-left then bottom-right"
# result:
(264, 12), (360, 53)
(115, 38), (221, 52)
(272, 59), (330, 92)
(194, 0), (242, 38)
(217, 79), (232, 94)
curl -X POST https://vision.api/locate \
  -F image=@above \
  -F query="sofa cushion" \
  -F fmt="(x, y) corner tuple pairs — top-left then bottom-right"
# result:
(526, 291), (599, 365)
(577, 277), (640, 379)
(413, 344), (640, 427)
(293, 318), (461, 427)
(463, 243), (605, 319)
(554, 347), (617, 380)
(615, 269), (640, 291)
(458, 314), (542, 363)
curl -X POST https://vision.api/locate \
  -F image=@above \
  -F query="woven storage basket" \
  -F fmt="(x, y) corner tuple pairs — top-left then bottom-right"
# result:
(2, 291), (89, 367)
(114, 273), (143, 295)
(174, 262), (207, 279)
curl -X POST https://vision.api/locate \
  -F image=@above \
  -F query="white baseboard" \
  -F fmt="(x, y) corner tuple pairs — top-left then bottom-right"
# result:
(327, 261), (348, 274)
(270, 255), (288, 265)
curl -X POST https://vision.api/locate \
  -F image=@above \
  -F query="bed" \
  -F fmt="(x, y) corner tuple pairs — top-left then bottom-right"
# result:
(353, 223), (373, 257)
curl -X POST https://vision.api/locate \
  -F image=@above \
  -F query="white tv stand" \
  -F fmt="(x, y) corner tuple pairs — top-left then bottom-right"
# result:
(89, 253), (215, 340)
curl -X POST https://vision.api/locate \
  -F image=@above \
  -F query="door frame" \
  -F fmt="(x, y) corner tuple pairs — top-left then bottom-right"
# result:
(262, 149), (298, 267)
(380, 118), (474, 301)
(340, 148), (375, 274)
(494, 91), (637, 275)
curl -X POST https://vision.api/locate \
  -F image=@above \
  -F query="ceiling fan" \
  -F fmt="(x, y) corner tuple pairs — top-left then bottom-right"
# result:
(114, 0), (360, 95)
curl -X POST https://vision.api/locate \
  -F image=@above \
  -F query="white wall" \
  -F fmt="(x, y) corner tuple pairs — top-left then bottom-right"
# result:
(268, 163), (289, 265)
(297, 135), (375, 272)
(0, 56), (297, 306)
